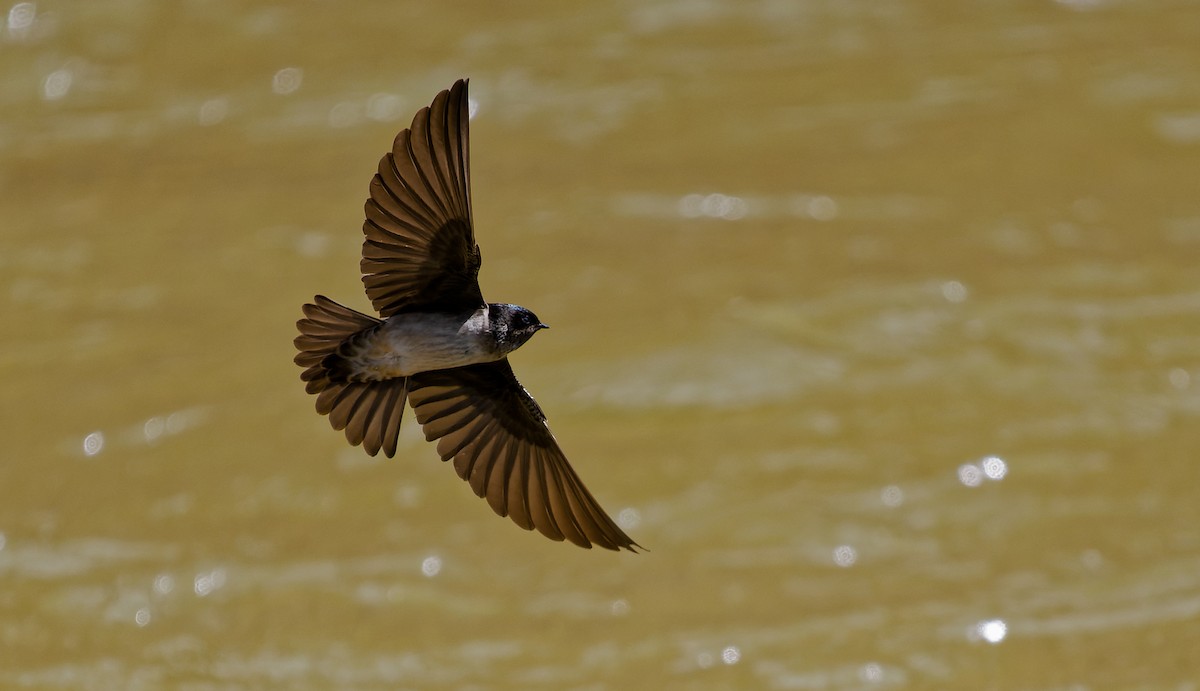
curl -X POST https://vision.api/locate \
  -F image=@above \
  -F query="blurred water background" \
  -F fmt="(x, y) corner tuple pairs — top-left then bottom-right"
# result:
(2, 1), (1199, 688)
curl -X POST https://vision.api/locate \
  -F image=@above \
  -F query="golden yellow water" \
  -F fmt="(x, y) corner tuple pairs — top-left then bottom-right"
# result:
(3, 1), (1200, 687)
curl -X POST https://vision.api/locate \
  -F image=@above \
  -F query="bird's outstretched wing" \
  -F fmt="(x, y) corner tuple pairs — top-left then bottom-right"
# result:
(408, 360), (642, 552)
(361, 78), (483, 316)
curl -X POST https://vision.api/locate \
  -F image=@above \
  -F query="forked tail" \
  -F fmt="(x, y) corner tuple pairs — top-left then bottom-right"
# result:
(294, 296), (409, 457)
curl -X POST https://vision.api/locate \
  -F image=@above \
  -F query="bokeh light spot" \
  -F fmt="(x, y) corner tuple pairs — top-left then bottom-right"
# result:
(810, 196), (838, 220)
(617, 507), (641, 530)
(328, 101), (361, 128)
(42, 68), (71, 100)
(859, 662), (883, 682)
(198, 98), (229, 126)
(421, 555), (442, 578)
(678, 193), (747, 220)
(981, 455), (1008, 480)
(833, 544), (857, 567)
(881, 485), (904, 507)
(366, 92), (404, 121)
(940, 280), (968, 303)
(82, 431), (104, 457)
(193, 568), (226, 597)
(976, 618), (1007, 643)
(7, 2), (36, 36)
(271, 67), (303, 95)
(143, 416), (165, 443)
(154, 574), (174, 595)
(957, 463), (982, 487)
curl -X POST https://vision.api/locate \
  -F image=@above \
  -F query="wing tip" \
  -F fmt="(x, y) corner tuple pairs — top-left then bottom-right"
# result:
(595, 528), (646, 554)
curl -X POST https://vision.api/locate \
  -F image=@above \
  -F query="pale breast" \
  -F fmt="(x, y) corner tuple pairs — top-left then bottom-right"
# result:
(349, 310), (498, 379)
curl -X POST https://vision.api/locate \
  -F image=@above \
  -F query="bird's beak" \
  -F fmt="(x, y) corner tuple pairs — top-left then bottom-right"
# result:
(537, 323), (550, 330)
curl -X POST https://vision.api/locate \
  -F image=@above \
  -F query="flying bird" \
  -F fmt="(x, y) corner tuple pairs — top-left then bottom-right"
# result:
(294, 79), (640, 552)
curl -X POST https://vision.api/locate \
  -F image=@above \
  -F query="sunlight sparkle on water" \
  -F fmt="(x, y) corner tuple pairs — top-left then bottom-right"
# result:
(617, 507), (641, 530)
(140, 408), (209, 445)
(881, 485), (904, 507)
(793, 194), (839, 221)
(271, 67), (302, 95)
(958, 455), (1008, 487)
(678, 193), (747, 220)
(154, 574), (174, 595)
(144, 416), (166, 442)
(421, 555), (442, 578)
(859, 662), (883, 682)
(328, 101), (361, 128)
(82, 431), (104, 457)
(198, 98), (229, 126)
(693, 645), (741, 669)
(42, 68), (71, 100)
(973, 618), (1008, 644)
(366, 92), (404, 121)
(6, 2), (36, 36)
(833, 544), (857, 567)
(980, 456), (1008, 480)
(940, 280), (968, 303)
(194, 569), (226, 597)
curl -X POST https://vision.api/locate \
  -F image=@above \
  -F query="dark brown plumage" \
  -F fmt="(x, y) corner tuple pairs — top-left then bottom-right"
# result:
(294, 80), (641, 552)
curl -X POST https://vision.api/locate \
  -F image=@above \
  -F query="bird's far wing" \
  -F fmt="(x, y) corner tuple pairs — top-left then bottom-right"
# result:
(408, 360), (642, 552)
(361, 78), (483, 316)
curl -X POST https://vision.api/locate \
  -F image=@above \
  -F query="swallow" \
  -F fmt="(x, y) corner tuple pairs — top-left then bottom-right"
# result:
(294, 79), (641, 552)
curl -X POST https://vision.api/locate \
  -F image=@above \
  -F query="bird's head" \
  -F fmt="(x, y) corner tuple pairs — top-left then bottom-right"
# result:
(489, 303), (549, 353)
